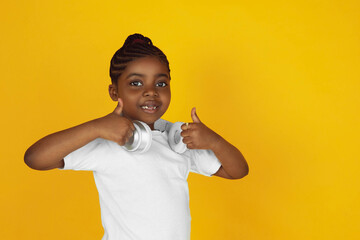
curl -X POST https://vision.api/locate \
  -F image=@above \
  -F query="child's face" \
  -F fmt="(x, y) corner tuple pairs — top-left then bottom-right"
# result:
(109, 56), (171, 130)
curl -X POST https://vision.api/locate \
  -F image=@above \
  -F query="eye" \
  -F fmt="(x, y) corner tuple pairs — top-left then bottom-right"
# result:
(130, 81), (143, 87)
(156, 82), (168, 87)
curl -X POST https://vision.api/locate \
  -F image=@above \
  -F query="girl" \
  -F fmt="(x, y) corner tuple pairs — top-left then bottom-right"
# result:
(24, 33), (249, 240)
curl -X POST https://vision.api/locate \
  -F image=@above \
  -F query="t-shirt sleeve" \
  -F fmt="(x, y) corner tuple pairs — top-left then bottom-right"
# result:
(57, 138), (107, 172)
(185, 149), (222, 177)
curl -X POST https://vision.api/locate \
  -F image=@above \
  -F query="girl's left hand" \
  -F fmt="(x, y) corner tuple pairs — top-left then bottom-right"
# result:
(180, 108), (222, 150)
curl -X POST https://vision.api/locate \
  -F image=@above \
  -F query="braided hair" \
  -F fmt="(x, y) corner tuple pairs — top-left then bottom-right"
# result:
(109, 33), (171, 85)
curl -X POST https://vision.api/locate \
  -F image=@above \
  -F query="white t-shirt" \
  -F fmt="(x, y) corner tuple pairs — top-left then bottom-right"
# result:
(58, 124), (222, 240)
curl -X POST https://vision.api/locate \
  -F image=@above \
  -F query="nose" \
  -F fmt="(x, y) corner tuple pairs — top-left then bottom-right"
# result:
(143, 86), (158, 97)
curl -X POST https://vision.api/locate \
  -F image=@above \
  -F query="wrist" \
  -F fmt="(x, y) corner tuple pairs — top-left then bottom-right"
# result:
(209, 132), (224, 152)
(88, 118), (102, 139)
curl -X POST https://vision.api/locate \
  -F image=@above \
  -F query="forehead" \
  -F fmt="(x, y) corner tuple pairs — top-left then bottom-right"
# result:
(122, 56), (169, 77)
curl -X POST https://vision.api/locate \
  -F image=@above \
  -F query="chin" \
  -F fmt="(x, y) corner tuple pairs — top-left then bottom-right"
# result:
(141, 116), (161, 124)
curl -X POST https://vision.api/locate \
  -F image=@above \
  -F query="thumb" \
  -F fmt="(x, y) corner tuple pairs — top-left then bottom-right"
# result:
(191, 107), (201, 123)
(113, 98), (123, 115)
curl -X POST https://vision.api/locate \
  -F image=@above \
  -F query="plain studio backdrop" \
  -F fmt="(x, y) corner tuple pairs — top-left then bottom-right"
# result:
(1, 0), (359, 239)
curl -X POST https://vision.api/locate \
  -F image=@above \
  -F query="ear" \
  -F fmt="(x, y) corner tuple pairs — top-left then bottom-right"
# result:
(108, 84), (119, 101)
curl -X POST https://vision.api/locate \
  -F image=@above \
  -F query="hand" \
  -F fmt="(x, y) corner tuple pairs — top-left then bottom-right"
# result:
(94, 98), (135, 145)
(180, 107), (221, 149)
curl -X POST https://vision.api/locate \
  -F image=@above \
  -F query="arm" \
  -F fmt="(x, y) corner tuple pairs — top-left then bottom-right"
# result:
(209, 135), (249, 179)
(24, 120), (99, 170)
(24, 98), (134, 171)
(181, 108), (249, 179)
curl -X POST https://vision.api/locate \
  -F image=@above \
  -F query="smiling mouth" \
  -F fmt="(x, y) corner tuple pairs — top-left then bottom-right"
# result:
(140, 105), (159, 114)
(140, 100), (161, 113)
(140, 101), (161, 113)
(141, 105), (158, 110)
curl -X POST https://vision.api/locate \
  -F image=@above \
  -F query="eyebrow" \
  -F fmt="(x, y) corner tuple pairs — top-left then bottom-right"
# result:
(125, 73), (169, 79)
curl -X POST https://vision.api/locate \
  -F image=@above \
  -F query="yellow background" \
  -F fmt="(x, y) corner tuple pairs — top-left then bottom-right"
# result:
(1, 0), (359, 239)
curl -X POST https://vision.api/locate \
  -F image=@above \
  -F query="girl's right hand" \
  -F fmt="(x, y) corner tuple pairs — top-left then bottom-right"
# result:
(94, 98), (135, 145)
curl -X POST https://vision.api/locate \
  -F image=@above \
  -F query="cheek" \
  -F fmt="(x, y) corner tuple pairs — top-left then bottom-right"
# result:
(162, 90), (171, 105)
(162, 87), (171, 97)
(119, 90), (139, 102)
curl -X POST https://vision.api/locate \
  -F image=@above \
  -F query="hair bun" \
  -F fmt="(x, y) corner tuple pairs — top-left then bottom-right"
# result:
(124, 33), (153, 47)
(132, 39), (146, 45)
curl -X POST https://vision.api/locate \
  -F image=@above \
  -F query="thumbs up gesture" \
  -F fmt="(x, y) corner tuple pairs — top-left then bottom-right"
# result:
(180, 107), (221, 149)
(94, 98), (135, 146)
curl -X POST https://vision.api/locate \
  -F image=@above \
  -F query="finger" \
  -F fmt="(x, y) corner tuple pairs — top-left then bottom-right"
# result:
(114, 98), (123, 115)
(186, 143), (195, 149)
(124, 130), (133, 144)
(180, 129), (191, 137)
(182, 136), (192, 144)
(181, 122), (190, 131)
(191, 107), (201, 123)
(128, 128), (134, 138)
(129, 121), (136, 131)
(118, 139), (126, 146)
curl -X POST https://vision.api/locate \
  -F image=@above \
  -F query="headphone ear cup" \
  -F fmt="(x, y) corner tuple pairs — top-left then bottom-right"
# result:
(168, 122), (187, 154)
(122, 120), (152, 153)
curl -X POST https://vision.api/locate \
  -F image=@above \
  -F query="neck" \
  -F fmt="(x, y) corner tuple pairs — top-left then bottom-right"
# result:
(147, 123), (155, 130)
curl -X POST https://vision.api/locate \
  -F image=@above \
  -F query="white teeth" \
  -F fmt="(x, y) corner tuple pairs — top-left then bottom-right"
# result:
(141, 106), (157, 109)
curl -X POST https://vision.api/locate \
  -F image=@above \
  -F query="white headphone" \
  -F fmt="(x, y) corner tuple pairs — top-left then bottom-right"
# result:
(122, 119), (187, 154)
